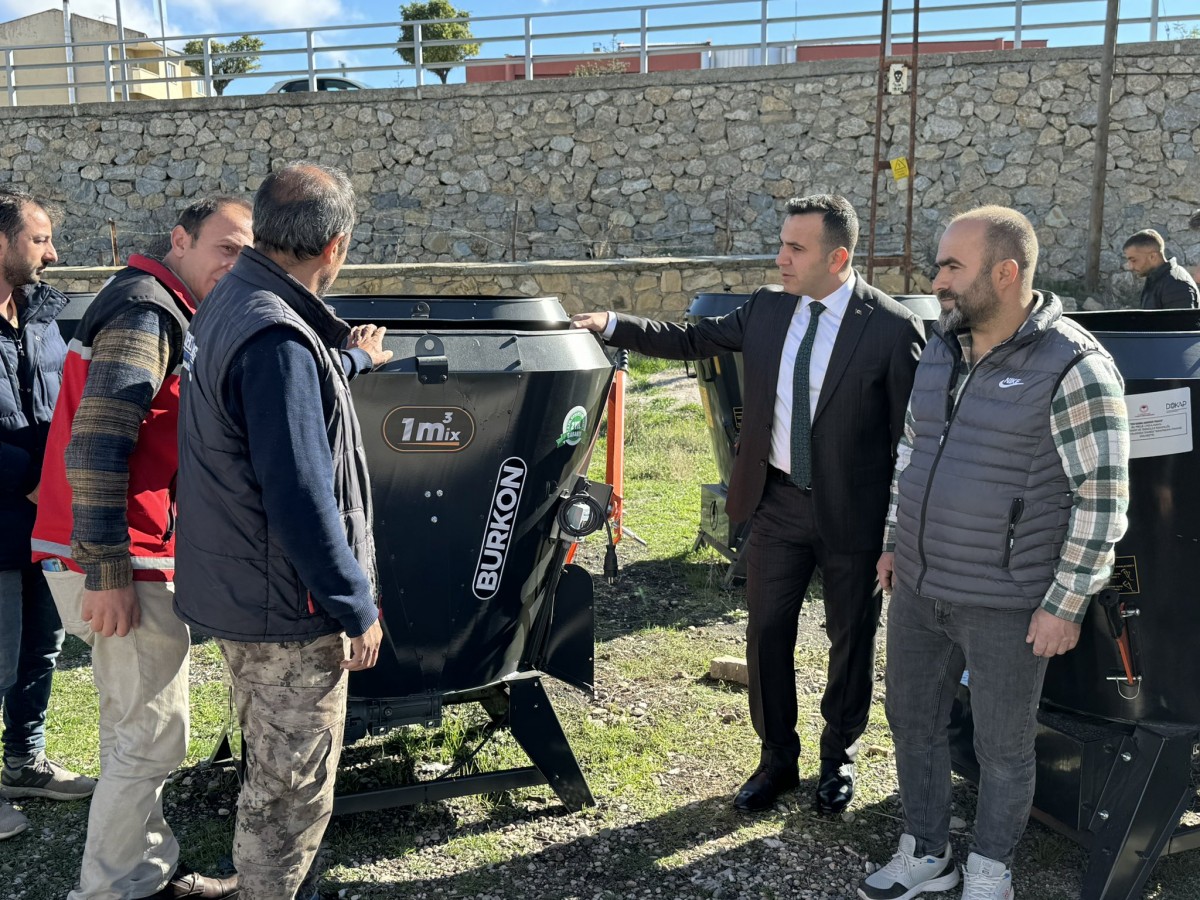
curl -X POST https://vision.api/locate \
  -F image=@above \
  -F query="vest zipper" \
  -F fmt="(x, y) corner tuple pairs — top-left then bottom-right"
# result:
(1001, 497), (1025, 567)
(915, 353), (976, 594)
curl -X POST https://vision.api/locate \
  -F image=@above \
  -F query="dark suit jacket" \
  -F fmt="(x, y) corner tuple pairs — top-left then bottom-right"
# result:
(609, 277), (924, 554)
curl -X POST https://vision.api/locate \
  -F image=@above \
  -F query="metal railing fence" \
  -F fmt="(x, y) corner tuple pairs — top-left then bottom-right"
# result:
(0, 0), (1196, 106)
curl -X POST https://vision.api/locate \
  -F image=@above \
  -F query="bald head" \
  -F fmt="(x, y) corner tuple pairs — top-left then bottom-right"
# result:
(253, 163), (356, 262)
(949, 206), (1039, 291)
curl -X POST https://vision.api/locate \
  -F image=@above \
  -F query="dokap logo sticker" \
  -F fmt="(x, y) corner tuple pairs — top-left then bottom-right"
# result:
(556, 405), (588, 448)
(382, 407), (475, 453)
(472, 457), (527, 600)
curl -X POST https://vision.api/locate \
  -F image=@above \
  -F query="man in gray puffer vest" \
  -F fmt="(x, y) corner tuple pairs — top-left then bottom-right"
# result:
(175, 164), (391, 900)
(859, 207), (1129, 900)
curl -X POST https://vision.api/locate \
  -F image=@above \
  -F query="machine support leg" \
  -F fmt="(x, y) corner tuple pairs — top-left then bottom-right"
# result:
(507, 671), (595, 811)
(1082, 723), (1198, 900)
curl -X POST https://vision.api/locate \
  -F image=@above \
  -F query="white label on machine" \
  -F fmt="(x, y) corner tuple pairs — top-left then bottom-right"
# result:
(1126, 386), (1192, 459)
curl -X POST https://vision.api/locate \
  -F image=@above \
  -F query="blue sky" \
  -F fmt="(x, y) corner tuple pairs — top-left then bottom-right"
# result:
(1, 0), (1193, 94)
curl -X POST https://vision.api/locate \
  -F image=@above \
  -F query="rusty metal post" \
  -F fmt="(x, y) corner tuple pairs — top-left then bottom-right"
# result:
(1085, 0), (1121, 294)
(903, 0), (920, 292)
(866, 0), (892, 285)
(107, 218), (119, 266)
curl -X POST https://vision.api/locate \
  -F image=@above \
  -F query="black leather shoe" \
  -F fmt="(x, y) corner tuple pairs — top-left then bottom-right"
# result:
(732, 765), (800, 812)
(151, 866), (239, 899)
(815, 760), (855, 815)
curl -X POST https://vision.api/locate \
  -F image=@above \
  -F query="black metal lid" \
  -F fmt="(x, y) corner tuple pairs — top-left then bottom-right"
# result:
(687, 292), (752, 318)
(328, 294), (569, 329)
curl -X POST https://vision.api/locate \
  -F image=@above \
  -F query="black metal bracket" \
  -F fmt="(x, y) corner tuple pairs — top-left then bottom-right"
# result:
(331, 670), (594, 817)
(507, 670), (595, 811)
(344, 694), (443, 744)
(1081, 723), (1199, 900)
(415, 334), (448, 384)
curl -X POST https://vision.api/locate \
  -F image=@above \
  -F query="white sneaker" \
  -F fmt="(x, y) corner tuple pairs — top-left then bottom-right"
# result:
(859, 833), (961, 900)
(0, 798), (28, 840)
(961, 852), (1015, 900)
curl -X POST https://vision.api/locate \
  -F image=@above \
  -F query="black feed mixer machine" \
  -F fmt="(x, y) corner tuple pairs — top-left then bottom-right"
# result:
(326, 294), (617, 814)
(58, 290), (620, 814)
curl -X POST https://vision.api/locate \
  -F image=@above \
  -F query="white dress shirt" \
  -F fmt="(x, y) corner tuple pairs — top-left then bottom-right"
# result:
(769, 273), (855, 473)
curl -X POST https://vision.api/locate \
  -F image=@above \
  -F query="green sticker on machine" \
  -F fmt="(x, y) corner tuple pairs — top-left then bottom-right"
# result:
(556, 405), (588, 447)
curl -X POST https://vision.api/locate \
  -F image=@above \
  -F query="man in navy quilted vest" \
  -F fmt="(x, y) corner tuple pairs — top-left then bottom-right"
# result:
(0, 188), (96, 841)
(860, 207), (1129, 900)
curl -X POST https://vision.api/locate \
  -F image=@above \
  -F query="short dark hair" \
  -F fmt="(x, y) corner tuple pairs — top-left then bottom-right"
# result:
(0, 187), (52, 243)
(1123, 229), (1166, 253)
(176, 196), (252, 242)
(951, 205), (1039, 289)
(784, 194), (859, 259)
(253, 163), (356, 262)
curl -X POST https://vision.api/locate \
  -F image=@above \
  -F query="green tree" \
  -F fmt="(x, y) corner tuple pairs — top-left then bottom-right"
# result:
(1163, 22), (1200, 39)
(397, 0), (481, 85)
(183, 35), (264, 96)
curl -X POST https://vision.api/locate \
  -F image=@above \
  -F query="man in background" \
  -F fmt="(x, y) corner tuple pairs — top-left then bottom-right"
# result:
(0, 188), (95, 840)
(1122, 228), (1199, 309)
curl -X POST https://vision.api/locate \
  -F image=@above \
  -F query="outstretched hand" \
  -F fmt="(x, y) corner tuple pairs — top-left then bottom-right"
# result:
(569, 312), (611, 332)
(347, 324), (394, 368)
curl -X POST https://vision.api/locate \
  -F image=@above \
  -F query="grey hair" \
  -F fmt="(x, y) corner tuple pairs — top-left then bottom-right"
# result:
(253, 163), (356, 261)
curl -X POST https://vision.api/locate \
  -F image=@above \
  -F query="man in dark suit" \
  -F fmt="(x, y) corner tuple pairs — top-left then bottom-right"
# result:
(571, 195), (924, 814)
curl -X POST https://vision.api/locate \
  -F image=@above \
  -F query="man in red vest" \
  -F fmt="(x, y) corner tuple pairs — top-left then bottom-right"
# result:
(32, 198), (251, 900)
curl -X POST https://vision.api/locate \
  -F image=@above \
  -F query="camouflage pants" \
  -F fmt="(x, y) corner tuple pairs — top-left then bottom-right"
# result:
(218, 633), (348, 900)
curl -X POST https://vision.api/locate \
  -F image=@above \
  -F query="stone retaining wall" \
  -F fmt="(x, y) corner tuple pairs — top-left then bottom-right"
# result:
(50, 257), (783, 315)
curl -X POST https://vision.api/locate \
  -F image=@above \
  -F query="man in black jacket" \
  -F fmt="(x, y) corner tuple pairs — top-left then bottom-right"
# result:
(0, 188), (95, 840)
(175, 164), (390, 900)
(1123, 229), (1199, 309)
(572, 195), (923, 815)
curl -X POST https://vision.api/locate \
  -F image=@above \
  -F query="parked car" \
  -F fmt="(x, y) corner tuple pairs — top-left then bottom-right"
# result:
(265, 77), (367, 93)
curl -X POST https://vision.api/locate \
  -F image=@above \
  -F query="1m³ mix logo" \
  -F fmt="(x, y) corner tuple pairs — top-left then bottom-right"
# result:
(382, 406), (475, 452)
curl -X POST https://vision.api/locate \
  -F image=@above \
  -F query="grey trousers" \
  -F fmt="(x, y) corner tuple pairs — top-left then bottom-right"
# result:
(885, 580), (1049, 866)
(219, 633), (349, 900)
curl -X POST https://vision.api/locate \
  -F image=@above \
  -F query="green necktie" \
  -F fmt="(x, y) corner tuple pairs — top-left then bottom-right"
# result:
(789, 300), (826, 489)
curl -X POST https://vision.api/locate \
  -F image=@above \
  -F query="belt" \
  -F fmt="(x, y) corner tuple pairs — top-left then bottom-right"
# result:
(768, 465), (812, 493)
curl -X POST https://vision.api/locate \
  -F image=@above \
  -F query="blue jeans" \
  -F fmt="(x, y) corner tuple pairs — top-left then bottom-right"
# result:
(885, 581), (1048, 866)
(0, 565), (66, 760)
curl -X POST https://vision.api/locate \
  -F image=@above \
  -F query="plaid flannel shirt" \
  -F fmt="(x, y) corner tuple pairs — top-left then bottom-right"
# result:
(883, 334), (1129, 623)
(66, 305), (173, 590)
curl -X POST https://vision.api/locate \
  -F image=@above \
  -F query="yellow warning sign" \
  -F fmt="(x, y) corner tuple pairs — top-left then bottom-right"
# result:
(890, 158), (910, 181)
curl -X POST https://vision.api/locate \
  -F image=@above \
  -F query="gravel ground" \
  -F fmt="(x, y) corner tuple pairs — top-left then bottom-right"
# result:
(4, 552), (1198, 900)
